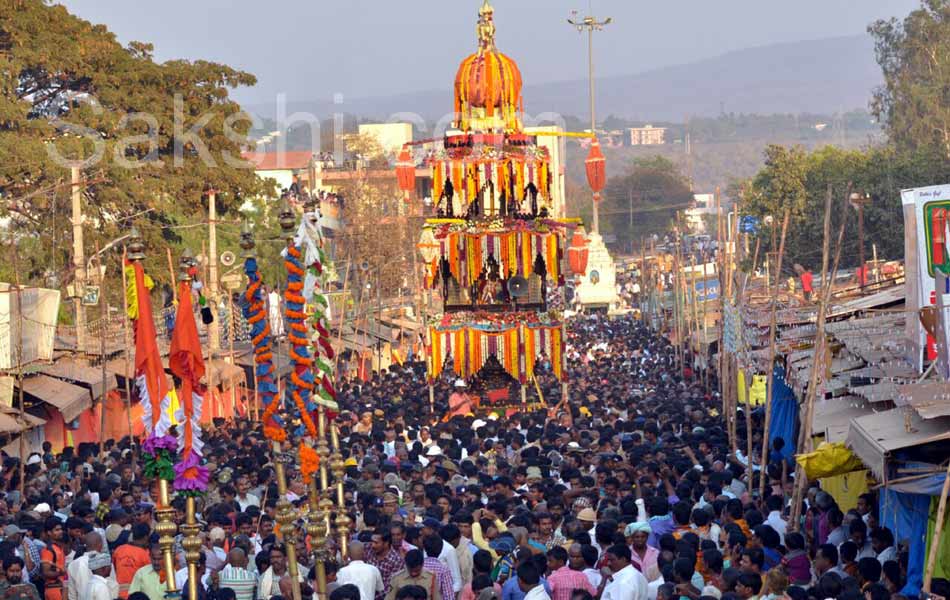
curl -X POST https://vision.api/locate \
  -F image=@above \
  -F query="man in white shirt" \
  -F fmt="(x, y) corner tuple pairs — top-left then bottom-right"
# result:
(764, 496), (788, 546)
(235, 477), (260, 512)
(601, 544), (648, 600)
(421, 521), (462, 593)
(84, 552), (115, 600)
(68, 532), (117, 600)
(336, 541), (384, 600)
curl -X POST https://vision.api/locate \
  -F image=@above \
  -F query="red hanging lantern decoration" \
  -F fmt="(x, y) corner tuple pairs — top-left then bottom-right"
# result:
(933, 208), (946, 266)
(567, 230), (589, 276)
(585, 138), (606, 202)
(396, 146), (416, 203)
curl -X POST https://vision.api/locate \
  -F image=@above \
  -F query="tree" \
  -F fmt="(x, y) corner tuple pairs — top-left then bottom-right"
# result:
(0, 1), (270, 306)
(600, 155), (693, 246)
(870, 0), (950, 158)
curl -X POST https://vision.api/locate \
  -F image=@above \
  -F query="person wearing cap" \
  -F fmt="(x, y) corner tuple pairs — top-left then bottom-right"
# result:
(67, 532), (117, 600)
(83, 553), (114, 600)
(447, 381), (474, 421)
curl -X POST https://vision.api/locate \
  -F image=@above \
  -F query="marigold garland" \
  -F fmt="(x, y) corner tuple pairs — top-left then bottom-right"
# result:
(241, 257), (282, 442)
(299, 445), (320, 485)
(284, 245), (318, 438)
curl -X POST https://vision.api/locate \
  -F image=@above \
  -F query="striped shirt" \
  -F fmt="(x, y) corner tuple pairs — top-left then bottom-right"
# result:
(219, 565), (257, 600)
(423, 557), (454, 600)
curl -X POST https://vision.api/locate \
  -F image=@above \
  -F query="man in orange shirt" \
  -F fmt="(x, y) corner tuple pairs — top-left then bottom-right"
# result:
(447, 380), (473, 419)
(112, 524), (151, 599)
(39, 519), (66, 600)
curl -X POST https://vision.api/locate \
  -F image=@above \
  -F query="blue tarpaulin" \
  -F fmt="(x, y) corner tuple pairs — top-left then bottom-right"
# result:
(880, 487), (930, 597)
(768, 364), (798, 460)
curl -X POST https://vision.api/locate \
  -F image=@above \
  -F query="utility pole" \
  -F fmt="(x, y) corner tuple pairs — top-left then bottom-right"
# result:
(208, 190), (220, 352)
(569, 8), (611, 235)
(71, 166), (86, 351)
(850, 192), (870, 293)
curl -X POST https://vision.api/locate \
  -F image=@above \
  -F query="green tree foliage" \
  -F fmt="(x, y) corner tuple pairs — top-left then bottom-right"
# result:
(599, 155), (693, 247)
(870, 0), (950, 158)
(0, 0), (270, 300)
(743, 144), (950, 270)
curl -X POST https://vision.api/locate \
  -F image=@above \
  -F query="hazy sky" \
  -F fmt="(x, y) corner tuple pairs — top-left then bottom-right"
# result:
(59, 0), (919, 108)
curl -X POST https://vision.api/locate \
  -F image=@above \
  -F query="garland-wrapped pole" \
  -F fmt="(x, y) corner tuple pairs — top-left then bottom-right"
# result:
(240, 222), (284, 443)
(301, 202), (336, 599)
(124, 227), (178, 597)
(278, 201), (307, 600)
(170, 255), (211, 600)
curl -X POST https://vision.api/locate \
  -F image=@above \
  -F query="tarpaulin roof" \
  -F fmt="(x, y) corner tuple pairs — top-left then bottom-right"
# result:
(813, 396), (871, 443)
(18, 374), (90, 422)
(895, 382), (950, 419)
(846, 408), (950, 480)
(36, 358), (116, 400)
(204, 359), (246, 389)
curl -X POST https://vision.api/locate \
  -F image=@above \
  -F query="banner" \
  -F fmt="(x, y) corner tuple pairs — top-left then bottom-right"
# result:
(901, 184), (950, 371)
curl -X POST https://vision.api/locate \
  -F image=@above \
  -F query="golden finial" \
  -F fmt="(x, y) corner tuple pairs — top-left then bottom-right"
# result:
(477, 0), (496, 48)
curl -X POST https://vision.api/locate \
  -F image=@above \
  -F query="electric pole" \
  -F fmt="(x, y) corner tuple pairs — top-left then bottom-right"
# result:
(71, 166), (86, 351)
(208, 190), (220, 352)
(569, 7), (611, 235)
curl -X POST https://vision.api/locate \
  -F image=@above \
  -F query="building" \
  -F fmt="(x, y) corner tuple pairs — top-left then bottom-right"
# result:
(684, 194), (717, 233)
(241, 150), (314, 192)
(525, 125), (567, 218)
(358, 123), (413, 157)
(629, 125), (666, 146)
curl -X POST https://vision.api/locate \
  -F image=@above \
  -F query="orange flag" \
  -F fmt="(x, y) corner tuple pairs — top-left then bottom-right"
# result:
(131, 262), (171, 438)
(169, 281), (206, 458)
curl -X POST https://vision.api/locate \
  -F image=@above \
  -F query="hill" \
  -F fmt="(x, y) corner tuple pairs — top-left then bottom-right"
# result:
(247, 35), (881, 122)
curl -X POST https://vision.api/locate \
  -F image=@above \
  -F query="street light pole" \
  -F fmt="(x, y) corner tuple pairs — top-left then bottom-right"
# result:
(569, 8), (611, 235)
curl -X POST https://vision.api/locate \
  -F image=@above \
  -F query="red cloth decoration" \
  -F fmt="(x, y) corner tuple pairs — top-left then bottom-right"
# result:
(567, 230), (590, 276)
(396, 146), (415, 203)
(585, 139), (606, 202)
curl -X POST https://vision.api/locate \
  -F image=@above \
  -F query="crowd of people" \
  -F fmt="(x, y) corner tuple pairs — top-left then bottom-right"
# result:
(0, 314), (942, 600)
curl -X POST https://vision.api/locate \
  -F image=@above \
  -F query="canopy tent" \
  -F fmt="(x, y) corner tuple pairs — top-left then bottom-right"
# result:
(18, 374), (90, 423)
(846, 409), (950, 480)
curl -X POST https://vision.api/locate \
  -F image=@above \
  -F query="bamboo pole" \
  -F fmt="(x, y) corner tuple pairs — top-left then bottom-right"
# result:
(97, 242), (109, 450)
(120, 248), (135, 443)
(228, 290), (236, 417)
(923, 459), (950, 592)
(334, 258), (352, 375)
(166, 247), (177, 304)
(13, 246), (26, 498)
(789, 184), (850, 530)
(759, 209), (790, 501)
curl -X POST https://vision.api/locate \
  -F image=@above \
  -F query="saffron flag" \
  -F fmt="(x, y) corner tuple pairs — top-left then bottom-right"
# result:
(169, 280), (208, 492)
(130, 262), (172, 438)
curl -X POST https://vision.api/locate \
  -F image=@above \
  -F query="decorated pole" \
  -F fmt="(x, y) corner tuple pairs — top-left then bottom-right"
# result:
(302, 197), (338, 600)
(169, 254), (210, 600)
(277, 200), (310, 600)
(240, 222), (282, 442)
(330, 421), (352, 561)
(124, 227), (179, 598)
